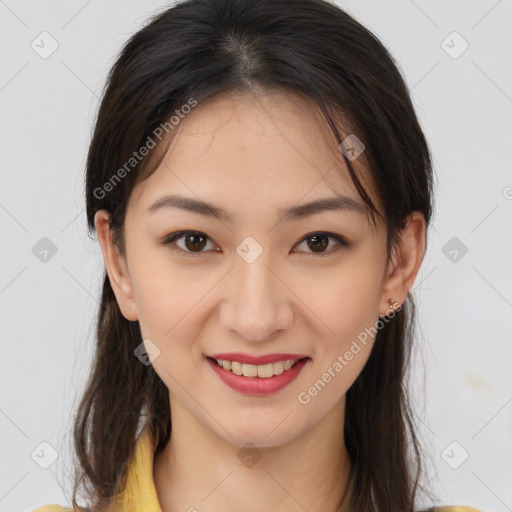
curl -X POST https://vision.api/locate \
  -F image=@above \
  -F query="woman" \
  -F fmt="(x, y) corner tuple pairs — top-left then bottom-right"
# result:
(33, 0), (482, 511)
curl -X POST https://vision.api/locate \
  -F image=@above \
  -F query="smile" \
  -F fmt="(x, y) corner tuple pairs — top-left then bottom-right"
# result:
(206, 356), (310, 396)
(212, 357), (301, 378)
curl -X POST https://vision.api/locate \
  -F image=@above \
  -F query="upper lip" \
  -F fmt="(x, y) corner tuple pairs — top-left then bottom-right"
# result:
(207, 353), (309, 365)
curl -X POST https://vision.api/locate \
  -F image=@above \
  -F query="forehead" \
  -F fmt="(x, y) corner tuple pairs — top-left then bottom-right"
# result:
(129, 88), (379, 220)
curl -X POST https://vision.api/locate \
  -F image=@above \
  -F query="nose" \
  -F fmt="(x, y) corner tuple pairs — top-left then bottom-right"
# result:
(219, 252), (294, 342)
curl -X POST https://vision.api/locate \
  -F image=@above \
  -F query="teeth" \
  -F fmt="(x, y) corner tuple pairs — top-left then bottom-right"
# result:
(231, 361), (243, 375)
(213, 358), (301, 378)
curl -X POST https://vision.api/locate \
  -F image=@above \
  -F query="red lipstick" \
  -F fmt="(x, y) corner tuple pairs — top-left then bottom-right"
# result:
(206, 354), (310, 396)
(208, 353), (308, 365)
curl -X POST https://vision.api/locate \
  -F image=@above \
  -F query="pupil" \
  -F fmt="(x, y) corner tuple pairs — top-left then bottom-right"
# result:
(183, 233), (328, 253)
(185, 233), (206, 251)
(309, 234), (328, 252)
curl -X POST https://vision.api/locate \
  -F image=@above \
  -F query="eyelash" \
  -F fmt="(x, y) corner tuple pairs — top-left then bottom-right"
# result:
(161, 230), (349, 257)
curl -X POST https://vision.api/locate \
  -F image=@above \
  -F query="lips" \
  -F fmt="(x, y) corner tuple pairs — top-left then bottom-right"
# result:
(206, 354), (311, 396)
(207, 352), (309, 365)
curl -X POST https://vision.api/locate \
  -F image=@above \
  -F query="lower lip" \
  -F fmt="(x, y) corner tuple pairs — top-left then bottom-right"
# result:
(206, 357), (310, 396)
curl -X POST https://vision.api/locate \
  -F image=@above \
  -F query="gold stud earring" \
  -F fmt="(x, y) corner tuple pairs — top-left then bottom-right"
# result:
(388, 298), (399, 310)
(379, 298), (401, 318)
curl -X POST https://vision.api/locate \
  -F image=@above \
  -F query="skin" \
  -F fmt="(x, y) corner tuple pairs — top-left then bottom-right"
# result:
(94, 87), (425, 512)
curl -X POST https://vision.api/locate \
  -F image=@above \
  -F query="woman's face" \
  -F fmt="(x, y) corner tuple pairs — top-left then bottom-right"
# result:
(98, 88), (399, 447)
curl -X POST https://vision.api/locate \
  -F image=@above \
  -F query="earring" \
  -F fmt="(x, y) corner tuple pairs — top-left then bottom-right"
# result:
(388, 298), (399, 311)
(379, 298), (401, 318)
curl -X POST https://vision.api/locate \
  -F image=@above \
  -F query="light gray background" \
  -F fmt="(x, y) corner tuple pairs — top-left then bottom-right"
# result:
(1, 1), (511, 511)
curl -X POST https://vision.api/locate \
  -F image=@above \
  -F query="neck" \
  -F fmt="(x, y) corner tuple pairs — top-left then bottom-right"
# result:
(154, 398), (351, 512)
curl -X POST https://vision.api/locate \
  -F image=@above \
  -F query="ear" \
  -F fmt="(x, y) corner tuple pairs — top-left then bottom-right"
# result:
(94, 210), (139, 321)
(378, 211), (426, 316)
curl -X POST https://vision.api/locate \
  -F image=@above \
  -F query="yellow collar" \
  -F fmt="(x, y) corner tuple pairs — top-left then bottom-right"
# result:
(107, 424), (163, 512)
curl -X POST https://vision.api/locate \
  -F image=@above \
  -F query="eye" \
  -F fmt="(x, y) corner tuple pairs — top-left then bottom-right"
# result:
(161, 230), (219, 254)
(292, 231), (348, 256)
(161, 230), (348, 256)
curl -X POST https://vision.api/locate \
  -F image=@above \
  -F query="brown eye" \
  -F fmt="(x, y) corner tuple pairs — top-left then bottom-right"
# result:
(162, 231), (218, 254)
(162, 230), (348, 256)
(183, 232), (207, 251)
(293, 232), (348, 255)
(306, 233), (329, 252)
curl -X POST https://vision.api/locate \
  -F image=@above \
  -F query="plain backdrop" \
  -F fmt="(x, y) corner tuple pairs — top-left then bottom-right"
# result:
(0, 1), (511, 511)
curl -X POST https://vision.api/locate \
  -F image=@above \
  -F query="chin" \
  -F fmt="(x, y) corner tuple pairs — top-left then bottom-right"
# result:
(215, 415), (303, 449)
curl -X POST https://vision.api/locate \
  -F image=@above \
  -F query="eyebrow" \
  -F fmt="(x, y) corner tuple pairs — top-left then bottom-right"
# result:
(145, 193), (368, 223)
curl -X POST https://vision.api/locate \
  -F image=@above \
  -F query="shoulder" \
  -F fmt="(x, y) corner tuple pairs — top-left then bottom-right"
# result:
(33, 504), (483, 512)
(31, 505), (72, 512)
(429, 507), (484, 512)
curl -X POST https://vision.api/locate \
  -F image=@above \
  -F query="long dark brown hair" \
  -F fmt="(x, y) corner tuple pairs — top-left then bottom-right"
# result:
(70, 0), (437, 510)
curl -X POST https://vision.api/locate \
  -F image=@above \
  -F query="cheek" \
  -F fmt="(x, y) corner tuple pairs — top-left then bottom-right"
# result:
(131, 262), (209, 391)
(129, 238), (384, 351)
(292, 258), (383, 342)
(127, 254), (199, 342)
(294, 266), (382, 410)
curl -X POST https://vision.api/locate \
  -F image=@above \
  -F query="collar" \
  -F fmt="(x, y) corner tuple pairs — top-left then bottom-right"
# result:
(107, 424), (163, 512)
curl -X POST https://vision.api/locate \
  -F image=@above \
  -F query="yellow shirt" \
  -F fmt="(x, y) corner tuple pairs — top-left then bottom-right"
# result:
(32, 425), (483, 512)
